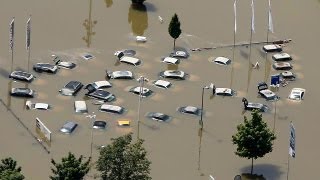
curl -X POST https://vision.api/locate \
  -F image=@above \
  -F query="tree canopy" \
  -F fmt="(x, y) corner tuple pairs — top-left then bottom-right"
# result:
(96, 133), (151, 180)
(50, 152), (91, 180)
(0, 157), (24, 180)
(232, 110), (276, 174)
(168, 13), (182, 50)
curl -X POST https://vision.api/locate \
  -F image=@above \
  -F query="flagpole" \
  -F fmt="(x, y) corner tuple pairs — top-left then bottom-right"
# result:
(27, 15), (31, 73)
(10, 17), (15, 73)
(286, 153), (290, 180)
(264, 1), (271, 82)
(231, 0), (237, 89)
(247, 0), (255, 93)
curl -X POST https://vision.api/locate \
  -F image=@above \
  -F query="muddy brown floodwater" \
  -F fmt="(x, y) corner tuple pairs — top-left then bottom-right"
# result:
(0, 0), (319, 179)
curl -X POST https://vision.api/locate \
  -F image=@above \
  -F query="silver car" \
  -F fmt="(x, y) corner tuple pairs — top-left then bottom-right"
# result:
(9, 71), (34, 82)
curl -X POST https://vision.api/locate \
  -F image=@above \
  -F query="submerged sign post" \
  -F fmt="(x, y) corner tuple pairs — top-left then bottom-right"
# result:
(35, 117), (51, 146)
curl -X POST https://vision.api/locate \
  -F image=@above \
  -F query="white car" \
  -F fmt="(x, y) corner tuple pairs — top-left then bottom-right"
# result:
(115, 51), (141, 66)
(129, 87), (153, 97)
(106, 70), (134, 79)
(161, 57), (180, 65)
(213, 57), (231, 66)
(257, 82), (279, 101)
(99, 104), (125, 114)
(85, 81), (112, 92)
(273, 62), (292, 70)
(272, 53), (292, 61)
(159, 70), (187, 80)
(26, 101), (50, 110)
(82, 53), (95, 60)
(152, 80), (172, 89)
(263, 44), (282, 52)
(288, 88), (306, 101)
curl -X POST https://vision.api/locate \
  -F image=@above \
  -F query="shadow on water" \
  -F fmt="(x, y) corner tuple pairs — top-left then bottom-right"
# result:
(104, 0), (113, 8)
(239, 47), (249, 59)
(144, 2), (157, 12)
(128, 4), (148, 36)
(0, 67), (10, 78)
(82, 0), (97, 48)
(240, 164), (283, 180)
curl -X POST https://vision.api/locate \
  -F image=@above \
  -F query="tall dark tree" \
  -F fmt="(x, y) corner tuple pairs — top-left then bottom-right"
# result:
(232, 110), (276, 174)
(50, 152), (91, 180)
(0, 157), (24, 180)
(96, 133), (151, 180)
(130, 0), (146, 4)
(168, 13), (182, 50)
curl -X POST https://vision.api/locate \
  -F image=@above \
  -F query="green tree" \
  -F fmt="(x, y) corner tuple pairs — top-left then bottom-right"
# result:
(50, 152), (91, 180)
(0, 157), (24, 180)
(168, 13), (182, 50)
(232, 110), (276, 174)
(96, 133), (151, 180)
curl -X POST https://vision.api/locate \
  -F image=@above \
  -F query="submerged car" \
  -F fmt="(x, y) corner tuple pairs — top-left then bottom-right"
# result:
(115, 51), (141, 66)
(93, 121), (107, 129)
(159, 70), (187, 80)
(117, 119), (131, 126)
(152, 80), (172, 89)
(33, 63), (58, 73)
(99, 104), (125, 114)
(273, 62), (292, 70)
(10, 88), (34, 98)
(60, 121), (78, 134)
(53, 56), (76, 69)
(272, 53), (292, 61)
(211, 85), (236, 96)
(288, 88), (306, 101)
(280, 71), (296, 81)
(146, 112), (171, 122)
(169, 50), (189, 58)
(85, 81), (112, 92)
(9, 71), (34, 82)
(263, 44), (282, 52)
(242, 98), (268, 112)
(59, 81), (83, 96)
(26, 100), (50, 110)
(82, 53), (94, 60)
(161, 57), (180, 65)
(257, 82), (279, 101)
(129, 87), (153, 97)
(74, 101), (88, 113)
(177, 106), (201, 116)
(86, 89), (116, 102)
(213, 57), (231, 66)
(106, 70), (134, 80)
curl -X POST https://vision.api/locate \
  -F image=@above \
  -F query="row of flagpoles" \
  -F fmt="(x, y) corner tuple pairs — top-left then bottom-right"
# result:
(233, 0), (274, 34)
(9, 16), (31, 72)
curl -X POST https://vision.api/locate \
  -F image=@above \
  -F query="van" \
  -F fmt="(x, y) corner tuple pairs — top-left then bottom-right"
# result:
(74, 101), (88, 113)
(60, 121), (78, 134)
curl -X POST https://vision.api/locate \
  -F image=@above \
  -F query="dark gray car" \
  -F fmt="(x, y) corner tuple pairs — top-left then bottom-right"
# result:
(59, 81), (83, 96)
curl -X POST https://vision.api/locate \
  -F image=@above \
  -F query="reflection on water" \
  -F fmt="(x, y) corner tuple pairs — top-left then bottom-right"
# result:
(104, 0), (113, 8)
(128, 4), (148, 36)
(6, 80), (12, 110)
(82, 0), (97, 47)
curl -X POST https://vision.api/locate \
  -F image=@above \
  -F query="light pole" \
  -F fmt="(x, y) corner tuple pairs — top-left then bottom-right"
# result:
(198, 86), (210, 171)
(137, 76), (149, 140)
(86, 112), (96, 158)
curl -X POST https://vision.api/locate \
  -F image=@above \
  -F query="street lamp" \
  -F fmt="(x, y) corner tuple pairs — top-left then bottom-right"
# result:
(86, 112), (96, 158)
(198, 85), (210, 171)
(137, 76), (149, 140)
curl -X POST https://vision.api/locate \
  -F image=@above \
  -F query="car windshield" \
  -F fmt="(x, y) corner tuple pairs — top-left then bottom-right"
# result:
(39, 64), (53, 68)
(15, 88), (31, 93)
(65, 81), (80, 89)
(92, 90), (111, 97)
(15, 71), (32, 78)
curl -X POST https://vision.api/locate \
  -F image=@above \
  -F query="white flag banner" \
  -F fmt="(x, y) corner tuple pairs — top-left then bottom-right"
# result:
(289, 122), (296, 158)
(234, 0), (237, 33)
(26, 17), (31, 50)
(9, 18), (15, 51)
(251, 0), (255, 33)
(268, 0), (274, 33)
